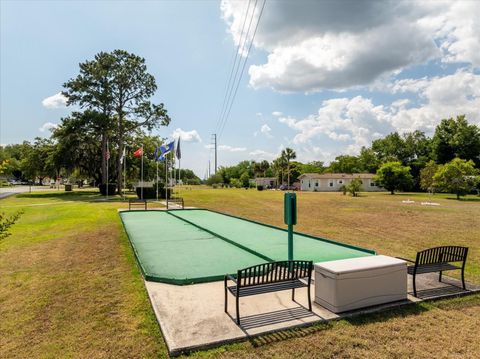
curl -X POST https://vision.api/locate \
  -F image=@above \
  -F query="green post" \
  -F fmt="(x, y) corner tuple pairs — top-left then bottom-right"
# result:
(284, 192), (297, 261)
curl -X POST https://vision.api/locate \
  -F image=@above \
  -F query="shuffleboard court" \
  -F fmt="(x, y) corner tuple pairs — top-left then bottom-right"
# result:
(120, 209), (375, 285)
(120, 211), (268, 284)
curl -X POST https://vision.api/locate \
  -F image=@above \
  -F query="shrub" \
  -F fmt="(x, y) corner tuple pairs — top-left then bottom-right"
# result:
(99, 183), (117, 195)
(136, 183), (172, 199)
(257, 185), (264, 191)
(346, 179), (363, 197)
(0, 210), (23, 240)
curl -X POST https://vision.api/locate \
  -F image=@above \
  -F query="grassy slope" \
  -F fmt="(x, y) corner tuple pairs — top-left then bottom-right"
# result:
(0, 191), (166, 359)
(1, 188), (479, 358)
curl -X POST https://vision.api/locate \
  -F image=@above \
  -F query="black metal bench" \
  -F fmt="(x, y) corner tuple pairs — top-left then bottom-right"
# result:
(128, 199), (147, 210)
(224, 260), (313, 324)
(401, 246), (468, 296)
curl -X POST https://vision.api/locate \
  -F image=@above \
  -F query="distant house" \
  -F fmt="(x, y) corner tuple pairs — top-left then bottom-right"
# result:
(254, 177), (278, 188)
(298, 173), (382, 192)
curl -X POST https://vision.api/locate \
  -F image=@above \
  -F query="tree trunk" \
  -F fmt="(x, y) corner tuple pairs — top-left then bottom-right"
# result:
(101, 133), (107, 184)
(390, 189), (394, 195)
(287, 162), (290, 186)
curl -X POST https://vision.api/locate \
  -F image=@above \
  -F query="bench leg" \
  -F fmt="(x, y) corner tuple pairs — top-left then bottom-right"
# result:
(439, 270), (442, 283)
(291, 288), (295, 301)
(224, 286), (228, 313)
(461, 268), (466, 290)
(413, 273), (417, 297)
(307, 285), (312, 311)
(236, 297), (240, 325)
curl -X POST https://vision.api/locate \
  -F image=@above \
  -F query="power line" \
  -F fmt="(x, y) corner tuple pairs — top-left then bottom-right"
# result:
(214, 0), (253, 132)
(218, 0), (267, 140)
(216, 0), (258, 135)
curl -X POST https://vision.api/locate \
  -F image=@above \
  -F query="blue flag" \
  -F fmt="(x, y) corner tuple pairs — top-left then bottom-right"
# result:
(160, 140), (175, 156)
(154, 140), (175, 161)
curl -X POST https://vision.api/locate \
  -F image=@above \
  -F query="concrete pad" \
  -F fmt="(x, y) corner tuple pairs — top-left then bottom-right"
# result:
(144, 273), (479, 356)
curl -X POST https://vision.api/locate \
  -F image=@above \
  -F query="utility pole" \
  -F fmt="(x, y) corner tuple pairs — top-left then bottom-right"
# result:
(211, 133), (217, 174)
(208, 160), (211, 178)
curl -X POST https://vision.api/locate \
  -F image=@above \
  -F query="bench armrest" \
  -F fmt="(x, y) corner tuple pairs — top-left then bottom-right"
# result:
(224, 274), (237, 283)
(396, 256), (415, 264)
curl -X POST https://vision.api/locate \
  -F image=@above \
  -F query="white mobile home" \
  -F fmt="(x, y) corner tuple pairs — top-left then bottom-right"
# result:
(298, 173), (382, 192)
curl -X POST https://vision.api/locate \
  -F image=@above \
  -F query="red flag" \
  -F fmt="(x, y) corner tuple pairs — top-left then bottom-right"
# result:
(133, 147), (143, 158)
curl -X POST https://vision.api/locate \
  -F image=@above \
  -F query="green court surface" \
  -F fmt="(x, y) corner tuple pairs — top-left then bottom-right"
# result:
(120, 209), (375, 285)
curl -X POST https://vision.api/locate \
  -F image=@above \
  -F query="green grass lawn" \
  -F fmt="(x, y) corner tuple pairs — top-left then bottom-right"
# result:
(1, 188), (479, 358)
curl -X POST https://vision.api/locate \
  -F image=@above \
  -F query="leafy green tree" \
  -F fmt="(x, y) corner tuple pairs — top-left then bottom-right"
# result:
(21, 138), (57, 184)
(281, 148), (296, 185)
(433, 158), (479, 199)
(327, 155), (362, 173)
(431, 115), (480, 166)
(346, 178), (363, 197)
(374, 161), (413, 194)
(358, 147), (380, 173)
(420, 161), (439, 193)
(63, 50), (171, 193)
(254, 160), (270, 177)
(272, 156), (287, 185)
(300, 161), (324, 174)
(372, 132), (408, 163)
(240, 171), (250, 189)
(206, 173), (223, 186)
(229, 178), (241, 188)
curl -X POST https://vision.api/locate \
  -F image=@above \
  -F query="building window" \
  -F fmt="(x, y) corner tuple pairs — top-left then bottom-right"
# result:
(315, 181), (319, 187)
(370, 182), (376, 187)
(338, 180), (343, 184)
(309, 181), (311, 188)
(329, 181), (334, 187)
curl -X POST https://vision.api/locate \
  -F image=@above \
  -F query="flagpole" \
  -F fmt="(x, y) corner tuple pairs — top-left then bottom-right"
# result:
(165, 152), (168, 208)
(141, 144), (144, 200)
(156, 143), (159, 202)
(123, 147), (126, 201)
(106, 139), (109, 200)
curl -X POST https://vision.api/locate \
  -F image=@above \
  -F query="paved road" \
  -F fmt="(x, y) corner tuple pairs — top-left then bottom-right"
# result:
(0, 186), (51, 200)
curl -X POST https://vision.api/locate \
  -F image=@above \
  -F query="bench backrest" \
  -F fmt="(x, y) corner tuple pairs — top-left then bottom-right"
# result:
(415, 246), (468, 266)
(237, 260), (312, 288)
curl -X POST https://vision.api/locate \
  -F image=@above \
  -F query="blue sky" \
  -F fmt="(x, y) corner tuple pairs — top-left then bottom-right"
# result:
(1, 1), (479, 177)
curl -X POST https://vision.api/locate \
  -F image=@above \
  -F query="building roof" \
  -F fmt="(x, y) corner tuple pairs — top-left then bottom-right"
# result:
(298, 173), (375, 180)
(255, 177), (277, 181)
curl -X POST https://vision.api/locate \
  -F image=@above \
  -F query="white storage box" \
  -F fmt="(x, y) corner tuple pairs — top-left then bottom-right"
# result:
(314, 255), (407, 313)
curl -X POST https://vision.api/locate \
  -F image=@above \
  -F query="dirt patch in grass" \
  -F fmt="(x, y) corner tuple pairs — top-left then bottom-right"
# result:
(0, 214), (165, 358)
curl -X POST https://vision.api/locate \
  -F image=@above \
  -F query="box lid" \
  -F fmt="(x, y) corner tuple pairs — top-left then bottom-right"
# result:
(314, 255), (406, 275)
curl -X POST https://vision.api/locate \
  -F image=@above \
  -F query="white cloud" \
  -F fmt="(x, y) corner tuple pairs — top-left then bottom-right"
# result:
(42, 92), (67, 109)
(221, 1), (479, 93)
(171, 128), (202, 143)
(39, 122), (58, 133)
(218, 145), (247, 152)
(260, 123), (272, 138)
(272, 111), (283, 117)
(249, 149), (277, 160)
(278, 70), (480, 159)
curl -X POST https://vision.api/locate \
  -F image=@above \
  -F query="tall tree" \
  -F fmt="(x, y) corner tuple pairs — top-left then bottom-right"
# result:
(281, 148), (296, 186)
(63, 50), (171, 193)
(374, 161), (413, 194)
(431, 115), (480, 166)
(327, 155), (362, 173)
(433, 158), (479, 199)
